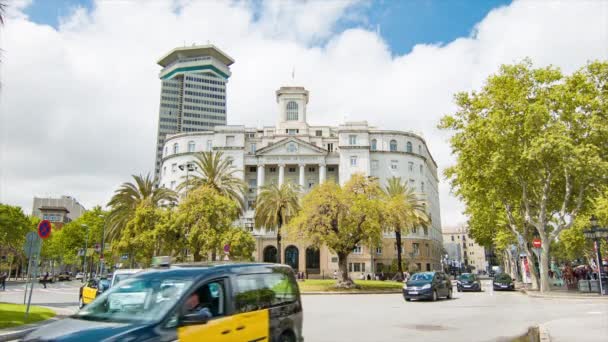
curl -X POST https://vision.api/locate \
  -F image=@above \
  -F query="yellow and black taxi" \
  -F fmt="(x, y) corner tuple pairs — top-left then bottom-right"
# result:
(79, 277), (111, 308)
(25, 263), (303, 342)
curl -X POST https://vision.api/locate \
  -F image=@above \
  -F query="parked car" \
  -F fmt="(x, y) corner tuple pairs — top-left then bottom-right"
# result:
(57, 273), (72, 281)
(493, 273), (515, 291)
(79, 278), (111, 308)
(110, 268), (143, 287)
(457, 273), (482, 292)
(403, 271), (453, 301)
(75, 272), (84, 280)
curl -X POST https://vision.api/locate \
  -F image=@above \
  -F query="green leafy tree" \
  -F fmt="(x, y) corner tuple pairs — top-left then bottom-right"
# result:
(177, 151), (247, 209)
(115, 202), (159, 267)
(290, 174), (384, 287)
(383, 177), (429, 279)
(439, 60), (608, 292)
(107, 174), (177, 241)
(0, 204), (32, 276)
(174, 186), (240, 261)
(221, 226), (256, 261)
(254, 183), (300, 264)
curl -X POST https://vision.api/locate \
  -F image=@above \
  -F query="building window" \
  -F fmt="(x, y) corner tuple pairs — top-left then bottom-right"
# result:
(371, 160), (379, 170)
(426, 263), (431, 271)
(327, 143), (334, 152)
(308, 167), (316, 172)
(164, 146), (168, 156)
(406, 141), (413, 153)
(250, 143), (256, 154)
(412, 227), (417, 234)
(348, 135), (357, 145)
(287, 129), (298, 135)
(247, 200), (255, 211)
(350, 156), (357, 167)
(308, 181), (314, 189)
(171, 163), (177, 173)
(270, 167), (276, 173)
(327, 167), (335, 172)
(188, 141), (195, 152)
(163, 166), (166, 175)
(247, 133), (256, 138)
(391, 160), (398, 170)
(286, 101), (299, 121)
(249, 166), (256, 173)
(353, 245), (362, 254)
(419, 145), (422, 154)
(288, 167), (296, 173)
(421, 182), (425, 191)
(206, 140), (213, 151)
(287, 142), (298, 153)
(451, 235), (454, 241)
(420, 165), (423, 174)
(376, 247), (382, 255)
(408, 162), (414, 172)
(413, 243), (420, 256)
(315, 130), (322, 137)
(354, 263), (363, 272)
(226, 135), (235, 146)
(248, 179), (257, 193)
(371, 139), (377, 150)
(173, 143), (179, 154)
(390, 139), (397, 152)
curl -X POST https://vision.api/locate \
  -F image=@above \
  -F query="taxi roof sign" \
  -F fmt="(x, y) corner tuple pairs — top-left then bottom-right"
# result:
(152, 256), (171, 267)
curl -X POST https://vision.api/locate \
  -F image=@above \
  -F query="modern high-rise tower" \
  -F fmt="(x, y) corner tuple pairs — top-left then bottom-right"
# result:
(154, 45), (235, 180)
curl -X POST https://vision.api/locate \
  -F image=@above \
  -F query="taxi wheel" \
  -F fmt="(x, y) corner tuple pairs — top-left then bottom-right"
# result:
(78, 297), (84, 309)
(279, 331), (296, 342)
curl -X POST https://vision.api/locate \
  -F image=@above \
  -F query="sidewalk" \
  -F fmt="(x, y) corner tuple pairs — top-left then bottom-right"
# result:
(539, 313), (608, 342)
(522, 288), (608, 300)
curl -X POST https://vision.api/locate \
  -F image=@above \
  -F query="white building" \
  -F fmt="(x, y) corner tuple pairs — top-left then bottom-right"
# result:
(159, 86), (444, 275)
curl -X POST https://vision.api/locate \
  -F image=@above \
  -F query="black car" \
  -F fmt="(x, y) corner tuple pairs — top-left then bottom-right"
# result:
(493, 273), (515, 291)
(457, 273), (481, 292)
(403, 271), (453, 301)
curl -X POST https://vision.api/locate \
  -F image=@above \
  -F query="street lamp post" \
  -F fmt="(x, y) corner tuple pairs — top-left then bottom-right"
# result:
(81, 224), (90, 283)
(583, 215), (608, 295)
(178, 163), (196, 197)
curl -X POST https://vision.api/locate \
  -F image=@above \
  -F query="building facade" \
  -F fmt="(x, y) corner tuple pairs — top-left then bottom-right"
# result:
(153, 45), (234, 181)
(32, 195), (86, 228)
(159, 86), (443, 277)
(443, 225), (488, 274)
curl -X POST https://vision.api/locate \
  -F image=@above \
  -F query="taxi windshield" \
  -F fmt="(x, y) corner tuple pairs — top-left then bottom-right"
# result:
(410, 273), (433, 282)
(458, 274), (475, 281)
(75, 277), (191, 323)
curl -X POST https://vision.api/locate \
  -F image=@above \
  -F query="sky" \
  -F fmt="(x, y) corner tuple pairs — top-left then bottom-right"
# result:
(1, 0), (607, 228)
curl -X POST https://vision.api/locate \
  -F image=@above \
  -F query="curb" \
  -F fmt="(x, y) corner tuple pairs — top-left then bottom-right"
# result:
(301, 290), (401, 295)
(522, 289), (608, 300)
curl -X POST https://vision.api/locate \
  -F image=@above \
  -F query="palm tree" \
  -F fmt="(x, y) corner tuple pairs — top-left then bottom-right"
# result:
(177, 151), (246, 209)
(0, 2), (5, 25)
(254, 183), (301, 263)
(106, 174), (177, 241)
(383, 177), (430, 279)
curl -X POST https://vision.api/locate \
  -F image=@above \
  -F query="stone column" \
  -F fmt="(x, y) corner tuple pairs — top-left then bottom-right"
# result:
(257, 164), (265, 195)
(278, 164), (285, 186)
(319, 163), (327, 184)
(299, 164), (306, 189)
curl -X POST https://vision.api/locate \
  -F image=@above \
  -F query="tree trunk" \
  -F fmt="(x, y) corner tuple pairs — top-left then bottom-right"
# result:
(193, 247), (202, 262)
(276, 216), (283, 264)
(211, 250), (216, 262)
(336, 252), (356, 288)
(8, 257), (13, 280)
(395, 229), (404, 281)
(539, 236), (551, 293)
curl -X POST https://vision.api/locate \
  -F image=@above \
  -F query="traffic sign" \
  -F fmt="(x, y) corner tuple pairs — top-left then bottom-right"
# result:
(23, 232), (42, 258)
(223, 244), (230, 254)
(533, 239), (541, 248)
(37, 220), (52, 239)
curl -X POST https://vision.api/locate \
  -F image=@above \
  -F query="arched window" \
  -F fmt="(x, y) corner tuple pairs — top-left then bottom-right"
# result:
(188, 141), (195, 153)
(371, 139), (377, 151)
(286, 101), (299, 121)
(173, 143), (179, 154)
(406, 141), (413, 153)
(390, 139), (397, 152)
(164, 146), (168, 156)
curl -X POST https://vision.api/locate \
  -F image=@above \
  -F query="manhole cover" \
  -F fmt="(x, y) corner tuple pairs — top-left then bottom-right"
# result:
(399, 324), (449, 331)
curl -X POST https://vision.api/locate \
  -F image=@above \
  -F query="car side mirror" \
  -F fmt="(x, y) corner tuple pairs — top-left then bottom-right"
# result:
(180, 311), (210, 326)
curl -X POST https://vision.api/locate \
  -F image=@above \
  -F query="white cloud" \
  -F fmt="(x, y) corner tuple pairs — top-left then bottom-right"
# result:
(0, 0), (607, 228)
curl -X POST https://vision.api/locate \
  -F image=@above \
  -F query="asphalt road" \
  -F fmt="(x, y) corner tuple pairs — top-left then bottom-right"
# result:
(1, 279), (606, 341)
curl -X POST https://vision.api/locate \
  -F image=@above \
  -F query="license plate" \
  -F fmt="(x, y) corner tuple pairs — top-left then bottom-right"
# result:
(464, 285), (471, 287)
(409, 291), (418, 295)
(501, 285), (508, 288)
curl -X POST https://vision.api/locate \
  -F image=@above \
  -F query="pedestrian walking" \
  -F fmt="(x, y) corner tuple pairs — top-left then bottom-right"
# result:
(42, 272), (49, 288)
(0, 272), (6, 291)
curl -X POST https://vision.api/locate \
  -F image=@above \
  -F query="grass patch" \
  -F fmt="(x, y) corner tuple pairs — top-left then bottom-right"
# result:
(0, 303), (56, 329)
(297, 279), (403, 292)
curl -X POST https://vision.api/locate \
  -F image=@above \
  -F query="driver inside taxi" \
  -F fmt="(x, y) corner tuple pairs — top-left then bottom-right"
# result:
(184, 289), (212, 319)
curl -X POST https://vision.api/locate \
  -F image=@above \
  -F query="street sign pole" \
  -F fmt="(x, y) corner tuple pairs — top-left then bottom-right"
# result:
(22, 250), (32, 305)
(25, 253), (39, 319)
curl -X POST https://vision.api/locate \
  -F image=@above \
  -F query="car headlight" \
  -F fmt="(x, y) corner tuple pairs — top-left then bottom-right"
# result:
(421, 284), (431, 290)
(403, 284), (408, 290)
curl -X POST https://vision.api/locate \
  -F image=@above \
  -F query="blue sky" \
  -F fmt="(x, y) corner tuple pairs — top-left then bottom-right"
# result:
(23, 0), (511, 55)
